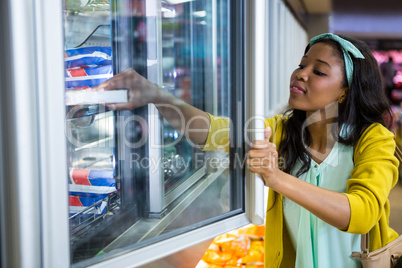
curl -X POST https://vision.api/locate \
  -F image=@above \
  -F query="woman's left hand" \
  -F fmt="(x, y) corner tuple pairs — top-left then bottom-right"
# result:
(247, 127), (280, 187)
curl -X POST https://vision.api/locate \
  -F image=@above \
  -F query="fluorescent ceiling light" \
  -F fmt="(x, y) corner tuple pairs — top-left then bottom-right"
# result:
(165, 0), (194, 5)
(161, 7), (176, 18)
(193, 10), (207, 18)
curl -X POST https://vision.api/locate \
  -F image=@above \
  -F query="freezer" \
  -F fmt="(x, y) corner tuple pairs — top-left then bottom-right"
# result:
(0, 0), (269, 267)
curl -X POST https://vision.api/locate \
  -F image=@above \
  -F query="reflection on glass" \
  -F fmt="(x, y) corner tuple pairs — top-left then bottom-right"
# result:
(62, 0), (240, 266)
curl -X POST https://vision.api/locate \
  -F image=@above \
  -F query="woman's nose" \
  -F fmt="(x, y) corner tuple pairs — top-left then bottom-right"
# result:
(295, 69), (308, 81)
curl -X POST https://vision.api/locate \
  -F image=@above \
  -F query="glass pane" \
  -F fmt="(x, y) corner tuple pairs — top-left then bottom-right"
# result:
(62, 0), (243, 266)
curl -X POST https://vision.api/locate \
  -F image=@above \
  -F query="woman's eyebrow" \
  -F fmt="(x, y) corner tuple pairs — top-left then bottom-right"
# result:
(302, 56), (332, 69)
(316, 59), (332, 69)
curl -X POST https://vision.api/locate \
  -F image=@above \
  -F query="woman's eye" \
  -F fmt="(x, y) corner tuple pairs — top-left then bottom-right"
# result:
(298, 64), (304, 69)
(314, 70), (326, 76)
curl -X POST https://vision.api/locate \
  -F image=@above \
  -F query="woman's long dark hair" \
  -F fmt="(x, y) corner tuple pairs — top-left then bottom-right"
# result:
(278, 35), (393, 177)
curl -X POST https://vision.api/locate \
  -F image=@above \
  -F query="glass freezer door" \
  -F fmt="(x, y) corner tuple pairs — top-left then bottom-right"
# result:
(63, 0), (245, 266)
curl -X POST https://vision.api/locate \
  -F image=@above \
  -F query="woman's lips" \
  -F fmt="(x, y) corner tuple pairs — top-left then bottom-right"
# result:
(290, 87), (305, 94)
(290, 82), (306, 94)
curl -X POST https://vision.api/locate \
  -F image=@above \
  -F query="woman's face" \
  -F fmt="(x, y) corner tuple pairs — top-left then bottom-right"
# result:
(289, 42), (347, 116)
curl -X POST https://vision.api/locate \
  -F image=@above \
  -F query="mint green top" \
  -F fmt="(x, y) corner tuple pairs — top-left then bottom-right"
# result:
(283, 140), (362, 267)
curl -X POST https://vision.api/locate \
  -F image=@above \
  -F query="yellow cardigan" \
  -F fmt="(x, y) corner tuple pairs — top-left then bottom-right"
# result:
(204, 114), (400, 268)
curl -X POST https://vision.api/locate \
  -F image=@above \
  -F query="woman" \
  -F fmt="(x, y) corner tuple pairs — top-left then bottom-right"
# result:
(94, 33), (399, 267)
(247, 34), (399, 267)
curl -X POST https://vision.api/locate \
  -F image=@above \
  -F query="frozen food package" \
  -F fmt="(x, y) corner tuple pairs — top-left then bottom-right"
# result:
(65, 64), (113, 89)
(69, 194), (108, 216)
(68, 168), (116, 196)
(64, 46), (112, 68)
(65, 88), (128, 106)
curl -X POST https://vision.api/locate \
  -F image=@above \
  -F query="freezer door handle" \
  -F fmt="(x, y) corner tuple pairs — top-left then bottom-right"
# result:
(245, 0), (267, 225)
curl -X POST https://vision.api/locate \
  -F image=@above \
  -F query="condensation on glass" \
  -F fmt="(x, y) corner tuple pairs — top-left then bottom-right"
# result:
(62, 0), (242, 266)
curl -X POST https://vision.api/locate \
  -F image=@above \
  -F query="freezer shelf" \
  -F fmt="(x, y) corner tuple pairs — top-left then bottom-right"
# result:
(98, 167), (231, 254)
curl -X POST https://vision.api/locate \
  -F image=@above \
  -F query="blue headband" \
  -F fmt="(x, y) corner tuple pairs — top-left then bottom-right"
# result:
(309, 33), (365, 88)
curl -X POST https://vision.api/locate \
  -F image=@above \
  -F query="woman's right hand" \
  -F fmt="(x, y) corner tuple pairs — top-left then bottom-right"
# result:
(247, 127), (281, 187)
(92, 68), (161, 110)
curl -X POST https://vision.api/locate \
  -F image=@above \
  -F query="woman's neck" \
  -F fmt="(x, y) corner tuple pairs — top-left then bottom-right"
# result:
(305, 110), (338, 163)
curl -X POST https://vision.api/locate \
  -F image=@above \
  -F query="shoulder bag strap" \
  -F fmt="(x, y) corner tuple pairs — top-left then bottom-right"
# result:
(361, 233), (370, 254)
(395, 145), (402, 163)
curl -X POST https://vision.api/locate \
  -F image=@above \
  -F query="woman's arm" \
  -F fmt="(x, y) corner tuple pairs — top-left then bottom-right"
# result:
(270, 170), (351, 230)
(153, 89), (211, 145)
(247, 127), (351, 230)
(92, 68), (210, 145)
(345, 123), (398, 234)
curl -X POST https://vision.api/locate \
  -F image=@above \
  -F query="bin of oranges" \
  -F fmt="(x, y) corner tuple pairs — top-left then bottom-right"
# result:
(196, 224), (264, 268)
